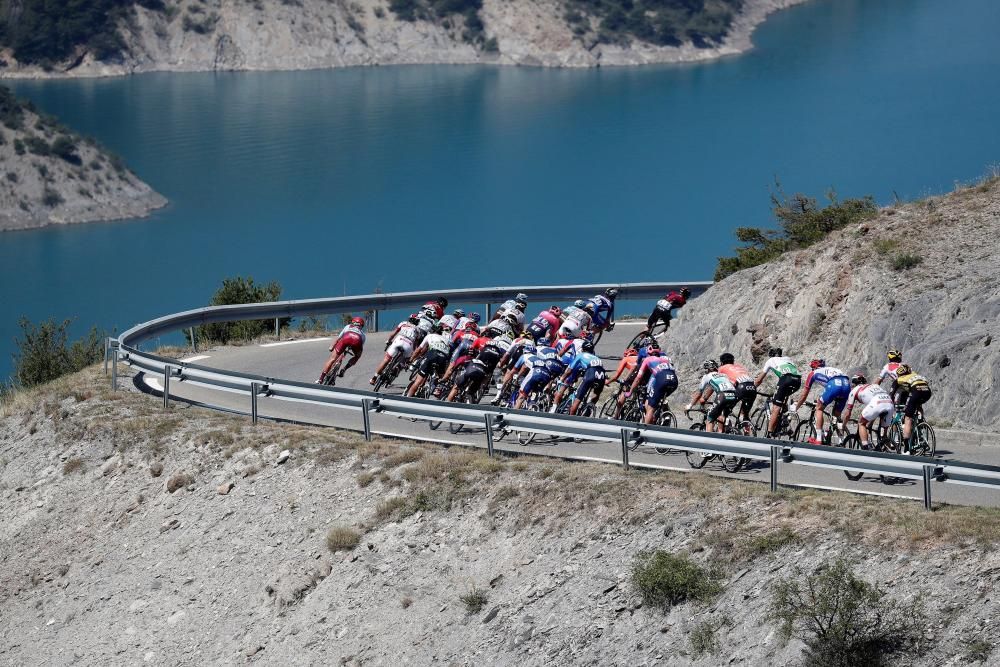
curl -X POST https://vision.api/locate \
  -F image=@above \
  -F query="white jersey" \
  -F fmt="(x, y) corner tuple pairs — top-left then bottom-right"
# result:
(439, 314), (459, 331)
(845, 383), (894, 426)
(761, 356), (800, 379)
(488, 334), (514, 354)
(338, 324), (366, 344)
(562, 306), (592, 330)
(486, 318), (515, 338)
(416, 316), (436, 337)
(422, 333), (452, 355)
(394, 322), (419, 342)
(456, 316), (476, 330)
(496, 300), (526, 328)
(699, 372), (736, 395)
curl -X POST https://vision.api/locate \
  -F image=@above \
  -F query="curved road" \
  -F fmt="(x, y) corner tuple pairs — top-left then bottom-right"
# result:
(138, 323), (1000, 508)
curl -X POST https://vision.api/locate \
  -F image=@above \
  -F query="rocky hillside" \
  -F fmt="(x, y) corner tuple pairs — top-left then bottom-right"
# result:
(671, 173), (1000, 433)
(1, 365), (1000, 664)
(0, 0), (806, 78)
(0, 86), (165, 231)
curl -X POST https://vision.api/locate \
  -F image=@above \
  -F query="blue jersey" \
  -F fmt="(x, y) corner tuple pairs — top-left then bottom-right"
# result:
(588, 295), (614, 327)
(534, 346), (565, 376)
(569, 352), (604, 374)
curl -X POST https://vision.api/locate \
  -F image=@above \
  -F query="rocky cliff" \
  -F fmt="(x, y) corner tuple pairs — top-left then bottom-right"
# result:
(1, 366), (999, 665)
(0, 87), (165, 231)
(0, 0), (806, 78)
(670, 173), (1000, 433)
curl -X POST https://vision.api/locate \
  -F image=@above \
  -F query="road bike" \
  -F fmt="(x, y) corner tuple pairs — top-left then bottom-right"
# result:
(684, 407), (752, 473)
(404, 373), (449, 430)
(372, 351), (406, 393)
(748, 391), (799, 440)
(515, 390), (552, 445)
(319, 348), (355, 387)
(886, 407), (936, 457)
(793, 401), (852, 447)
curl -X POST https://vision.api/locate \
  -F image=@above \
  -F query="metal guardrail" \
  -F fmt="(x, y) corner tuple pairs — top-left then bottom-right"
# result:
(110, 282), (999, 510)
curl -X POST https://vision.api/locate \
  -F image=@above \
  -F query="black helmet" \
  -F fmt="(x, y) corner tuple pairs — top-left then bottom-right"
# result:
(703, 359), (719, 373)
(887, 349), (902, 362)
(515, 292), (528, 302)
(851, 373), (867, 385)
(605, 288), (619, 299)
(453, 309), (465, 318)
(436, 297), (448, 308)
(680, 287), (691, 299)
(582, 340), (595, 353)
(719, 352), (735, 366)
(768, 347), (783, 357)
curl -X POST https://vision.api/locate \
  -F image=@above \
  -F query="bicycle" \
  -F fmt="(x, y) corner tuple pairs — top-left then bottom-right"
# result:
(598, 381), (627, 419)
(748, 391), (799, 440)
(372, 351), (405, 393)
(320, 348), (355, 387)
(515, 390), (553, 446)
(841, 419), (892, 481)
(404, 373), (449, 430)
(886, 407), (936, 456)
(684, 408), (749, 473)
(794, 401), (851, 447)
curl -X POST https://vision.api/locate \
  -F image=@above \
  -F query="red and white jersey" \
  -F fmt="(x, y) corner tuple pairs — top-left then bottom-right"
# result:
(337, 324), (367, 344)
(878, 362), (902, 384)
(422, 302), (444, 320)
(393, 322), (420, 343)
(844, 383), (893, 420)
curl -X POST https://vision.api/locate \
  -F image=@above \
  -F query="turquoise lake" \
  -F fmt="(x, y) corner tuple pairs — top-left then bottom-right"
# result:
(3, 0), (1000, 379)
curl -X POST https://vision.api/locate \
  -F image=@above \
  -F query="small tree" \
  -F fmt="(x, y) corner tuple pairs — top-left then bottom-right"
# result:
(11, 317), (104, 388)
(187, 276), (288, 345)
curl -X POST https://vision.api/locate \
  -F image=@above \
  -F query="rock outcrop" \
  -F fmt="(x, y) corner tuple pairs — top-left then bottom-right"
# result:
(670, 174), (1000, 433)
(0, 0), (807, 78)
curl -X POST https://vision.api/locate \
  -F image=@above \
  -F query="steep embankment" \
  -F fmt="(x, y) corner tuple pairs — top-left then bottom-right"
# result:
(1, 366), (1000, 664)
(671, 175), (1000, 433)
(0, 0), (806, 78)
(0, 87), (165, 231)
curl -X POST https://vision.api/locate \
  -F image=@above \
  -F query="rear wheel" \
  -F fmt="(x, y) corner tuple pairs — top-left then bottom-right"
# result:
(915, 422), (936, 457)
(794, 420), (816, 444)
(842, 434), (865, 481)
(887, 424), (905, 454)
(685, 423), (710, 469)
(722, 456), (743, 473)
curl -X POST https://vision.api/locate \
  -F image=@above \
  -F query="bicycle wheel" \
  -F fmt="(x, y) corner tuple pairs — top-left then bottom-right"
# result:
(685, 423), (710, 469)
(887, 424), (904, 454)
(842, 434), (865, 481)
(722, 456), (743, 473)
(653, 410), (676, 454)
(794, 420), (816, 444)
(599, 394), (619, 419)
(750, 407), (767, 435)
(780, 412), (800, 440)
(734, 419), (755, 438)
(914, 422), (936, 456)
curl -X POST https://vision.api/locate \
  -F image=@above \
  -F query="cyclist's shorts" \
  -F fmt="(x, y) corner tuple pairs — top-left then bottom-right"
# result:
(708, 391), (738, 421)
(385, 337), (413, 361)
(334, 332), (364, 357)
(904, 387), (932, 418)
(520, 368), (553, 396)
(557, 319), (583, 338)
(861, 398), (894, 429)
(820, 376), (852, 412)
(456, 362), (487, 390)
(576, 367), (608, 402)
(646, 370), (678, 407)
(734, 381), (756, 412)
(418, 350), (449, 378)
(773, 374), (801, 405)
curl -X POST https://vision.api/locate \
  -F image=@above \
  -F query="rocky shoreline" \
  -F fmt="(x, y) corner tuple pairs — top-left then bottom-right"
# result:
(0, 0), (808, 80)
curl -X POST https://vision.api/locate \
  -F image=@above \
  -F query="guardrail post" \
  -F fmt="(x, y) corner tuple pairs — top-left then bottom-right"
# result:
(620, 428), (631, 470)
(250, 382), (259, 425)
(362, 399), (374, 441)
(769, 445), (780, 492)
(274, 318), (280, 339)
(111, 348), (119, 391)
(189, 327), (197, 353)
(484, 414), (496, 458)
(922, 465), (934, 511)
(163, 365), (172, 410)
(373, 310), (379, 333)
(486, 303), (492, 321)
(103, 337), (110, 375)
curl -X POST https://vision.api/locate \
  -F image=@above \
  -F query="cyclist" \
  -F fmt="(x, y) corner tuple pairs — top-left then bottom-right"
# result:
(557, 300), (593, 340)
(514, 344), (564, 410)
(610, 341), (662, 417)
(498, 331), (536, 378)
(484, 312), (518, 339)
(687, 359), (738, 433)
(550, 336), (598, 411)
(792, 359), (851, 445)
(421, 297), (448, 321)
(719, 352), (756, 421)
(753, 347), (801, 438)
(318, 317), (366, 383)
(842, 373), (894, 449)
(555, 340), (607, 416)
(877, 349), (904, 387)
(445, 347), (490, 403)
(456, 311), (481, 331)
(588, 288), (618, 334)
(644, 287), (691, 334)
(526, 306), (562, 345)
(891, 364), (933, 447)
(404, 326), (453, 398)
(496, 293), (529, 329)
(629, 351), (678, 425)
(371, 315), (420, 385)
(439, 309), (464, 333)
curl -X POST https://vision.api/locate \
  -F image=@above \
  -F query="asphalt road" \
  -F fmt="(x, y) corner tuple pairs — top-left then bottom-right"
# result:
(136, 323), (1000, 508)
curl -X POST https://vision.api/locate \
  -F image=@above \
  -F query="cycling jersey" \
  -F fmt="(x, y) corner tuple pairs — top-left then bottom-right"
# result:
(895, 372), (931, 392)
(608, 354), (639, 383)
(844, 383), (894, 426)
(533, 346), (566, 377)
(719, 363), (752, 385)
(646, 358), (678, 408)
(456, 316), (475, 331)
(558, 338), (586, 365)
(761, 356), (800, 379)
(415, 316), (436, 338)
(484, 318), (515, 339)
(422, 302), (444, 320)
(565, 351), (603, 382)
(421, 333), (452, 356)
(803, 366), (848, 391)
(496, 300), (526, 328)
(699, 372), (736, 396)
(439, 314), (459, 331)
(878, 361), (902, 384)
(560, 306), (592, 332)
(588, 294), (614, 328)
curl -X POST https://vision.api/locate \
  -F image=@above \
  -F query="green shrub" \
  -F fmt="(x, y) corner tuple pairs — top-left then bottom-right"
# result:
(690, 617), (727, 657)
(892, 253), (922, 271)
(42, 186), (64, 207)
(186, 276), (289, 345)
(715, 188), (878, 280)
(770, 559), (924, 666)
(0, 86), (26, 129)
(872, 238), (899, 255)
(13, 138), (26, 155)
(24, 135), (51, 156)
(459, 586), (488, 613)
(10, 317), (105, 389)
(51, 136), (82, 165)
(631, 550), (721, 610)
(564, 0), (740, 48)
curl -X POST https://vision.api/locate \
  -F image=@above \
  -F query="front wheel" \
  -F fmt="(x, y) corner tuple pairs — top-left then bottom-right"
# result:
(794, 420), (816, 444)
(842, 434), (865, 481)
(685, 423), (710, 469)
(654, 410), (676, 454)
(722, 456), (743, 473)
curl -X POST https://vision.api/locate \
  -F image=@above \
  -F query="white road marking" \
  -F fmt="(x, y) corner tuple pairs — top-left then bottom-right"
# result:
(260, 337), (331, 348)
(373, 431), (476, 447)
(145, 377), (163, 392)
(180, 355), (211, 363)
(792, 483), (917, 501)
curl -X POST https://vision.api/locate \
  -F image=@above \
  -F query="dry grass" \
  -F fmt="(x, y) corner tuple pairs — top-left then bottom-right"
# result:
(374, 496), (409, 522)
(381, 448), (426, 469)
(325, 525), (362, 552)
(62, 457), (86, 475)
(165, 472), (193, 493)
(357, 471), (376, 487)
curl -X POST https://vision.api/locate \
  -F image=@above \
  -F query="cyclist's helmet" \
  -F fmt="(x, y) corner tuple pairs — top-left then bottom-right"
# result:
(768, 347), (783, 357)
(502, 313), (518, 325)
(408, 314), (420, 324)
(582, 340), (596, 353)
(703, 359), (719, 372)
(465, 321), (478, 331)
(680, 287), (692, 299)
(436, 297), (448, 308)
(582, 330), (595, 343)
(719, 352), (735, 365)
(453, 309), (465, 318)
(549, 305), (562, 317)
(895, 364), (912, 376)
(646, 344), (661, 358)
(432, 323), (443, 334)
(515, 292), (528, 303)
(470, 312), (481, 323)
(809, 358), (826, 369)
(573, 299), (587, 309)
(604, 288), (619, 299)
(887, 349), (903, 362)
(851, 373), (867, 385)
(515, 301), (526, 311)
(634, 334), (655, 350)
(351, 317), (365, 328)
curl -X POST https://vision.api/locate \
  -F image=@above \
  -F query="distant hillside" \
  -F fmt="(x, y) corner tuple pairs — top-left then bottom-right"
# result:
(670, 172), (1000, 433)
(0, 86), (165, 231)
(0, 0), (806, 77)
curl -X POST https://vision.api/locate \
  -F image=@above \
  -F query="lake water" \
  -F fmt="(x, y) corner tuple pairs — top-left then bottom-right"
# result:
(3, 0), (1000, 379)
